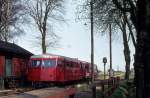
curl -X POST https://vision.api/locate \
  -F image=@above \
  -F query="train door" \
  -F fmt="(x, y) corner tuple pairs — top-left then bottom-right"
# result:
(5, 56), (12, 77)
(75, 62), (79, 80)
(63, 60), (66, 81)
(85, 64), (90, 79)
(40, 59), (57, 81)
(56, 59), (65, 82)
(64, 60), (72, 81)
(27, 59), (42, 81)
(65, 61), (70, 81)
(80, 63), (85, 79)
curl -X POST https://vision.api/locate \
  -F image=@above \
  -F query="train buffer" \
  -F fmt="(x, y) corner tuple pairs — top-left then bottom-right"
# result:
(1, 87), (77, 98)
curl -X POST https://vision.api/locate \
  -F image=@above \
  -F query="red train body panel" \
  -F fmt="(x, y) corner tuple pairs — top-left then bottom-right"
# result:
(27, 54), (98, 83)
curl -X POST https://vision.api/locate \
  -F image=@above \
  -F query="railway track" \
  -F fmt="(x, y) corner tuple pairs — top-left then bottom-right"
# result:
(0, 77), (121, 98)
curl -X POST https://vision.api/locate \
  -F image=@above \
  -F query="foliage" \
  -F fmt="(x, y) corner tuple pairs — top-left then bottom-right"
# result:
(110, 81), (135, 98)
(111, 87), (128, 98)
(77, 0), (134, 80)
(112, 81), (136, 98)
(76, 0), (136, 39)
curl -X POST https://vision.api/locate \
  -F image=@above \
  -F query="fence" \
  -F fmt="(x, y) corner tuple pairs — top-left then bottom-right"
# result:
(94, 77), (120, 98)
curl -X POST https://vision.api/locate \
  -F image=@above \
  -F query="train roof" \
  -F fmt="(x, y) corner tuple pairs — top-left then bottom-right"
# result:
(31, 54), (97, 65)
(31, 53), (78, 61)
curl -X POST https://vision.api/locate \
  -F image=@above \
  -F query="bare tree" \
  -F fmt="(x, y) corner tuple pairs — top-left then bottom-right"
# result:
(78, 0), (149, 98)
(27, 0), (64, 53)
(77, 0), (133, 80)
(111, 0), (145, 98)
(0, 0), (3, 38)
(117, 13), (131, 80)
(0, 0), (26, 42)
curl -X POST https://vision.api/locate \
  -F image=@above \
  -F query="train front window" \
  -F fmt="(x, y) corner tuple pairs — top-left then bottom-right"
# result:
(42, 60), (56, 67)
(31, 60), (41, 67)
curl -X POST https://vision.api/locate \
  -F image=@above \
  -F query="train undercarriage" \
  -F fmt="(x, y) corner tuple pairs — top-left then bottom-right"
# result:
(0, 75), (91, 89)
(29, 78), (91, 89)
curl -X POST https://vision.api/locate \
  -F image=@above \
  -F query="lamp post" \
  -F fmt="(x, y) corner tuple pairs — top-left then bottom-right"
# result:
(103, 57), (107, 80)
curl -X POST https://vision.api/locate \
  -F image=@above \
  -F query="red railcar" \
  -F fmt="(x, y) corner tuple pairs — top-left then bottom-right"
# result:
(28, 54), (82, 83)
(79, 61), (91, 80)
(80, 62), (99, 81)
(27, 54), (98, 86)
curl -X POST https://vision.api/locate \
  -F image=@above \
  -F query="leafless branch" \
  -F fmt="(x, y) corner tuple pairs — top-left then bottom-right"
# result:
(27, 0), (64, 53)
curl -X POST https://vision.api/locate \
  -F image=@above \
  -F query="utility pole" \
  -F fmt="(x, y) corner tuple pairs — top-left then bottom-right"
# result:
(90, 1), (96, 98)
(90, 0), (94, 83)
(109, 24), (113, 78)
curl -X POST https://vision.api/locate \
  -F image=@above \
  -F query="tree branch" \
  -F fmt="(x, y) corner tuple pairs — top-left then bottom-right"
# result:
(112, 0), (131, 12)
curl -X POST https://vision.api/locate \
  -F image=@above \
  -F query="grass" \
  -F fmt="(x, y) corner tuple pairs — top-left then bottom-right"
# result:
(75, 72), (135, 98)
(98, 71), (125, 80)
(98, 71), (134, 80)
(109, 80), (135, 98)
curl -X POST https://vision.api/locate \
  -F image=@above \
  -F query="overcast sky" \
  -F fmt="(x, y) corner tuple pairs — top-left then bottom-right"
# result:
(17, 0), (135, 71)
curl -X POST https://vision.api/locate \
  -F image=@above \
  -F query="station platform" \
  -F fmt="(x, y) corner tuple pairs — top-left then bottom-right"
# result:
(0, 87), (77, 98)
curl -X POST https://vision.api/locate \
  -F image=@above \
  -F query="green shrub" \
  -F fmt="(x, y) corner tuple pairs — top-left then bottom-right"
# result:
(110, 82), (128, 98)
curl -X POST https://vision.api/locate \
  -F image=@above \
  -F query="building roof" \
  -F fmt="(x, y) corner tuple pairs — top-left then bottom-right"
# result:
(0, 40), (33, 57)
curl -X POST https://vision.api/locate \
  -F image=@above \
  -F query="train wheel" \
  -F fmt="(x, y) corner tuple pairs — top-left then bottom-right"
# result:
(49, 82), (55, 87)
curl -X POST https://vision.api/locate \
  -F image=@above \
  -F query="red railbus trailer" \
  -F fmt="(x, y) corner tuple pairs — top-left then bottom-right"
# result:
(27, 54), (98, 87)
(28, 54), (83, 86)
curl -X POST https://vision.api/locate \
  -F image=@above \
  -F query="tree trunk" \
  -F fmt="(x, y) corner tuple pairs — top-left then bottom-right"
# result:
(42, 35), (46, 54)
(122, 19), (131, 80)
(125, 15), (136, 48)
(134, 0), (146, 98)
(143, 0), (150, 98)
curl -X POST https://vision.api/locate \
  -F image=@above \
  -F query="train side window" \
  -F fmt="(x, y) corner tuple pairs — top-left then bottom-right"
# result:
(42, 60), (56, 67)
(32, 60), (41, 67)
(64, 61), (66, 67)
(57, 60), (64, 68)
(69, 61), (72, 68)
(73, 62), (76, 68)
(68, 62), (71, 67)
(80, 63), (83, 70)
(82, 64), (85, 69)
(85, 65), (89, 71)
(67, 62), (70, 67)
(63, 60), (66, 68)
(71, 61), (74, 68)
(57, 60), (61, 65)
(66, 61), (73, 68)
